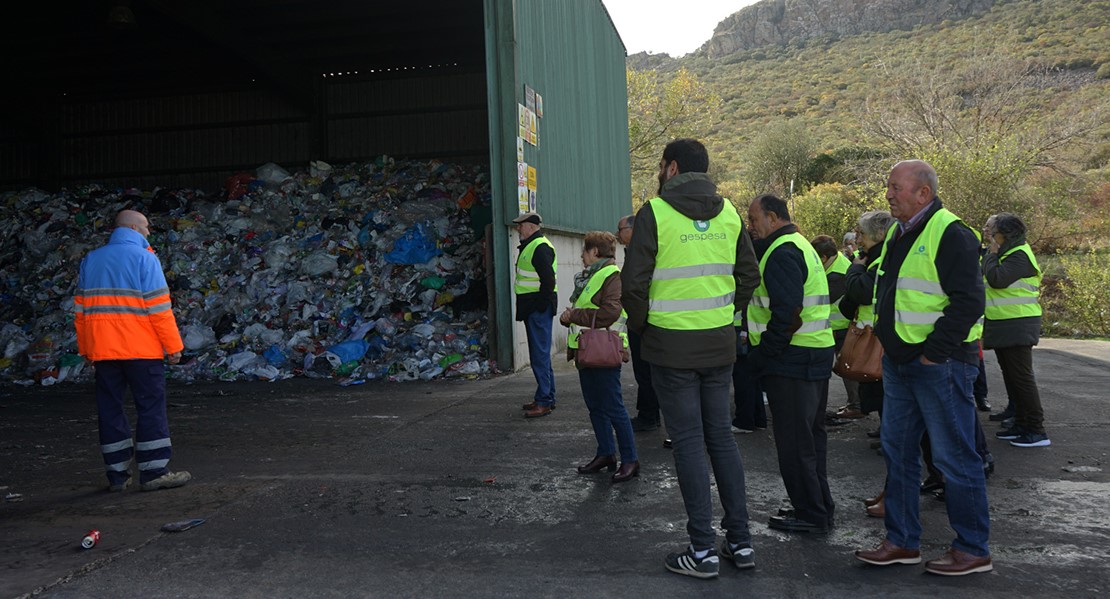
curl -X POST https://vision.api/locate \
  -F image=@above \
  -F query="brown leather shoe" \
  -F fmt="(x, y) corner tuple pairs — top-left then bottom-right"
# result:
(522, 402), (556, 411)
(855, 540), (922, 566)
(577, 454), (617, 474)
(924, 548), (993, 576)
(863, 490), (885, 507)
(611, 461), (639, 483)
(523, 404), (553, 418)
(835, 406), (866, 419)
(865, 498), (885, 518)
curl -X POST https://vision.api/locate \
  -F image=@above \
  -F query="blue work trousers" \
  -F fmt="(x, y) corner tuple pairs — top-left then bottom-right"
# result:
(95, 359), (173, 485)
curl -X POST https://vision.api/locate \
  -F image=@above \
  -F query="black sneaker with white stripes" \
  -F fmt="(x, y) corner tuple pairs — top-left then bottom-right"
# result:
(664, 546), (719, 579)
(720, 540), (755, 569)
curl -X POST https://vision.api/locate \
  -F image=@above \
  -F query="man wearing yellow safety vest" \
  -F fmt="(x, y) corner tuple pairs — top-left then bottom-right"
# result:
(513, 211), (558, 419)
(855, 160), (992, 576)
(811, 234), (863, 420)
(745, 195), (836, 535)
(622, 139), (760, 579)
(982, 213), (1050, 448)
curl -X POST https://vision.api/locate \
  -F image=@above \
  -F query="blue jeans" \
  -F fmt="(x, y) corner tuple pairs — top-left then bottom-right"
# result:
(524, 306), (555, 406)
(578, 366), (637, 463)
(652, 364), (751, 550)
(881, 355), (990, 557)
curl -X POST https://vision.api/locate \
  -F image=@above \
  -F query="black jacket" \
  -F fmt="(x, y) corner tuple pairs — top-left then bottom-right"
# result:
(515, 231), (557, 320)
(839, 241), (884, 321)
(874, 200), (984, 365)
(620, 172), (761, 369)
(747, 223), (834, 381)
(981, 236), (1041, 349)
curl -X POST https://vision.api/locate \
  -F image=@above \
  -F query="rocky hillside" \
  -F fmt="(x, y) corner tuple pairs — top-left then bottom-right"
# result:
(701, 0), (994, 59)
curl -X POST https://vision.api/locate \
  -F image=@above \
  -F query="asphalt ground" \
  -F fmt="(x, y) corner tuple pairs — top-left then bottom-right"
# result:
(1, 338), (1107, 598)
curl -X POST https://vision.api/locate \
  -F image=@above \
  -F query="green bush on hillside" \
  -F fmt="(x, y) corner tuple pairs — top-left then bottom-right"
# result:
(1054, 252), (1110, 337)
(790, 183), (884, 240)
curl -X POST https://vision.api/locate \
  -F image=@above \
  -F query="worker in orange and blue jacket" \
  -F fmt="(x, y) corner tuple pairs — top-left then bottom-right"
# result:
(75, 209), (191, 492)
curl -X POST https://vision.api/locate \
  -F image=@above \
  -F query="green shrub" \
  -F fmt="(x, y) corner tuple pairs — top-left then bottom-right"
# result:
(1053, 252), (1110, 337)
(790, 183), (885, 240)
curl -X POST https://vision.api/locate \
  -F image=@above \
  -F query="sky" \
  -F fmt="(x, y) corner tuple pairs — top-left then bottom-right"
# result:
(602, 0), (761, 57)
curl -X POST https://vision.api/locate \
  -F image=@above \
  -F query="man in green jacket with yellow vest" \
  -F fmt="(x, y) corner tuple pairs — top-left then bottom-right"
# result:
(622, 139), (760, 578)
(855, 160), (992, 576)
(746, 195), (836, 534)
(513, 211), (558, 418)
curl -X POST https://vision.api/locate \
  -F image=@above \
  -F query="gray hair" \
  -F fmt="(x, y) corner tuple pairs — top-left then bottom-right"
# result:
(858, 210), (896, 243)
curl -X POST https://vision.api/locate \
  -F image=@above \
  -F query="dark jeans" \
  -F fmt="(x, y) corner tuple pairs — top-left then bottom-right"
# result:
(995, 345), (1044, 434)
(731, 341), (766, 430)
(578, 366), (637, 463)
(524, 305), (556, 406)
(652, 364), (751, 550)
(95, 359), (173, 485)
(627, 331), (658, 423)
(763, 375), (834, 527)
(974, 355), (989, 401)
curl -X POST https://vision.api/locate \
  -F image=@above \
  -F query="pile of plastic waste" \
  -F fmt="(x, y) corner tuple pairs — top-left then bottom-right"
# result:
(0, 157), (496, 385)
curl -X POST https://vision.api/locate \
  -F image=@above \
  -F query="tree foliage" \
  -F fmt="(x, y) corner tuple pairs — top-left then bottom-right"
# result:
(860, 54), (1108, 234)
(627, 67), (722, 206)
(743, 119), (817, 196)
(790, 183), (885, 240)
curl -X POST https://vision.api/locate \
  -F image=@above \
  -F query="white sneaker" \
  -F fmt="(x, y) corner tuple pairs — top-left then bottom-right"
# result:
(141, 471), (192, 492)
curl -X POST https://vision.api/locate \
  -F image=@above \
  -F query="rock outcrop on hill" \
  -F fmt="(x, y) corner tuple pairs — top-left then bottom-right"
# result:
(701, 0), (994, 58)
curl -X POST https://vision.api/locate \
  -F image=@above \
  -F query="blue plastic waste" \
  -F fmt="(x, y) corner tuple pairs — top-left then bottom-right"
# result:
(328, 339), (370, 363)
(384, 223), (441, 264)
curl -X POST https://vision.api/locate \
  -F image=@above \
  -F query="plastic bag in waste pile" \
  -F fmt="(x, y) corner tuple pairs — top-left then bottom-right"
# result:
(0, 157), (496, 385)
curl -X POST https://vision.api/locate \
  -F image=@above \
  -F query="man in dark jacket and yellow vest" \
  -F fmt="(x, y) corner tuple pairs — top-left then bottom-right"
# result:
(855, 160), (992, 576)
(75, 209), (191, 492)
(622, 139), (760, 579)
(514, 211), (559, 418)
(746, 195), (836, 534)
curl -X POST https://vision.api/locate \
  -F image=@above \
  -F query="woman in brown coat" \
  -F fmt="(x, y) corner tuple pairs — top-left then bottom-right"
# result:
(560, 231), (639, 482)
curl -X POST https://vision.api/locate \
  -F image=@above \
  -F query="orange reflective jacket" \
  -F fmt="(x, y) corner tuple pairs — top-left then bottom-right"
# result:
(74, 228), (183, 360)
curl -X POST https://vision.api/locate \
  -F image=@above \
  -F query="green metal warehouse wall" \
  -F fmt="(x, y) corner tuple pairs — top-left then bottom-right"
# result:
(483, 0), (631, 367)
(500, 0), (630, 234)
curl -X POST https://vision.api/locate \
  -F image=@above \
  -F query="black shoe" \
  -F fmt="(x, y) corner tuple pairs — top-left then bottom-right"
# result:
(996, 426), (1023, 440)
(720, 541), (755, 569)
(662, 438), (673, 449)
(631, 417), (659, 432)
(975, 396), (991, 411)
(988, 408), (1014, 422)
(983, 454), (995, 478)
(933, 488), (946, 502)
(920, 477), (944, 494)
(664, 546), (719, 579)
(1001, 417), (1015, 429)
(768, 515), (827, 533)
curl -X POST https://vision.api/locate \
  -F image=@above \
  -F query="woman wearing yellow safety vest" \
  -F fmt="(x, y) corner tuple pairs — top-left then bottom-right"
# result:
(982, 213), (1050, 448)
(841, 210), (896, 518)
(559, 231), (639, 483)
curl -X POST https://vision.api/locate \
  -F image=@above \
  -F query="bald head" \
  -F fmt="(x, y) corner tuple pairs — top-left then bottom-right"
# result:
(886, 160), (939, 223)
(116, 210), (151, 237)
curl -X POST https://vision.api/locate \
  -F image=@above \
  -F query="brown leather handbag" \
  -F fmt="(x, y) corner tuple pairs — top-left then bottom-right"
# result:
(833, 322), (883, 382)
(576, 313), (623, 369)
